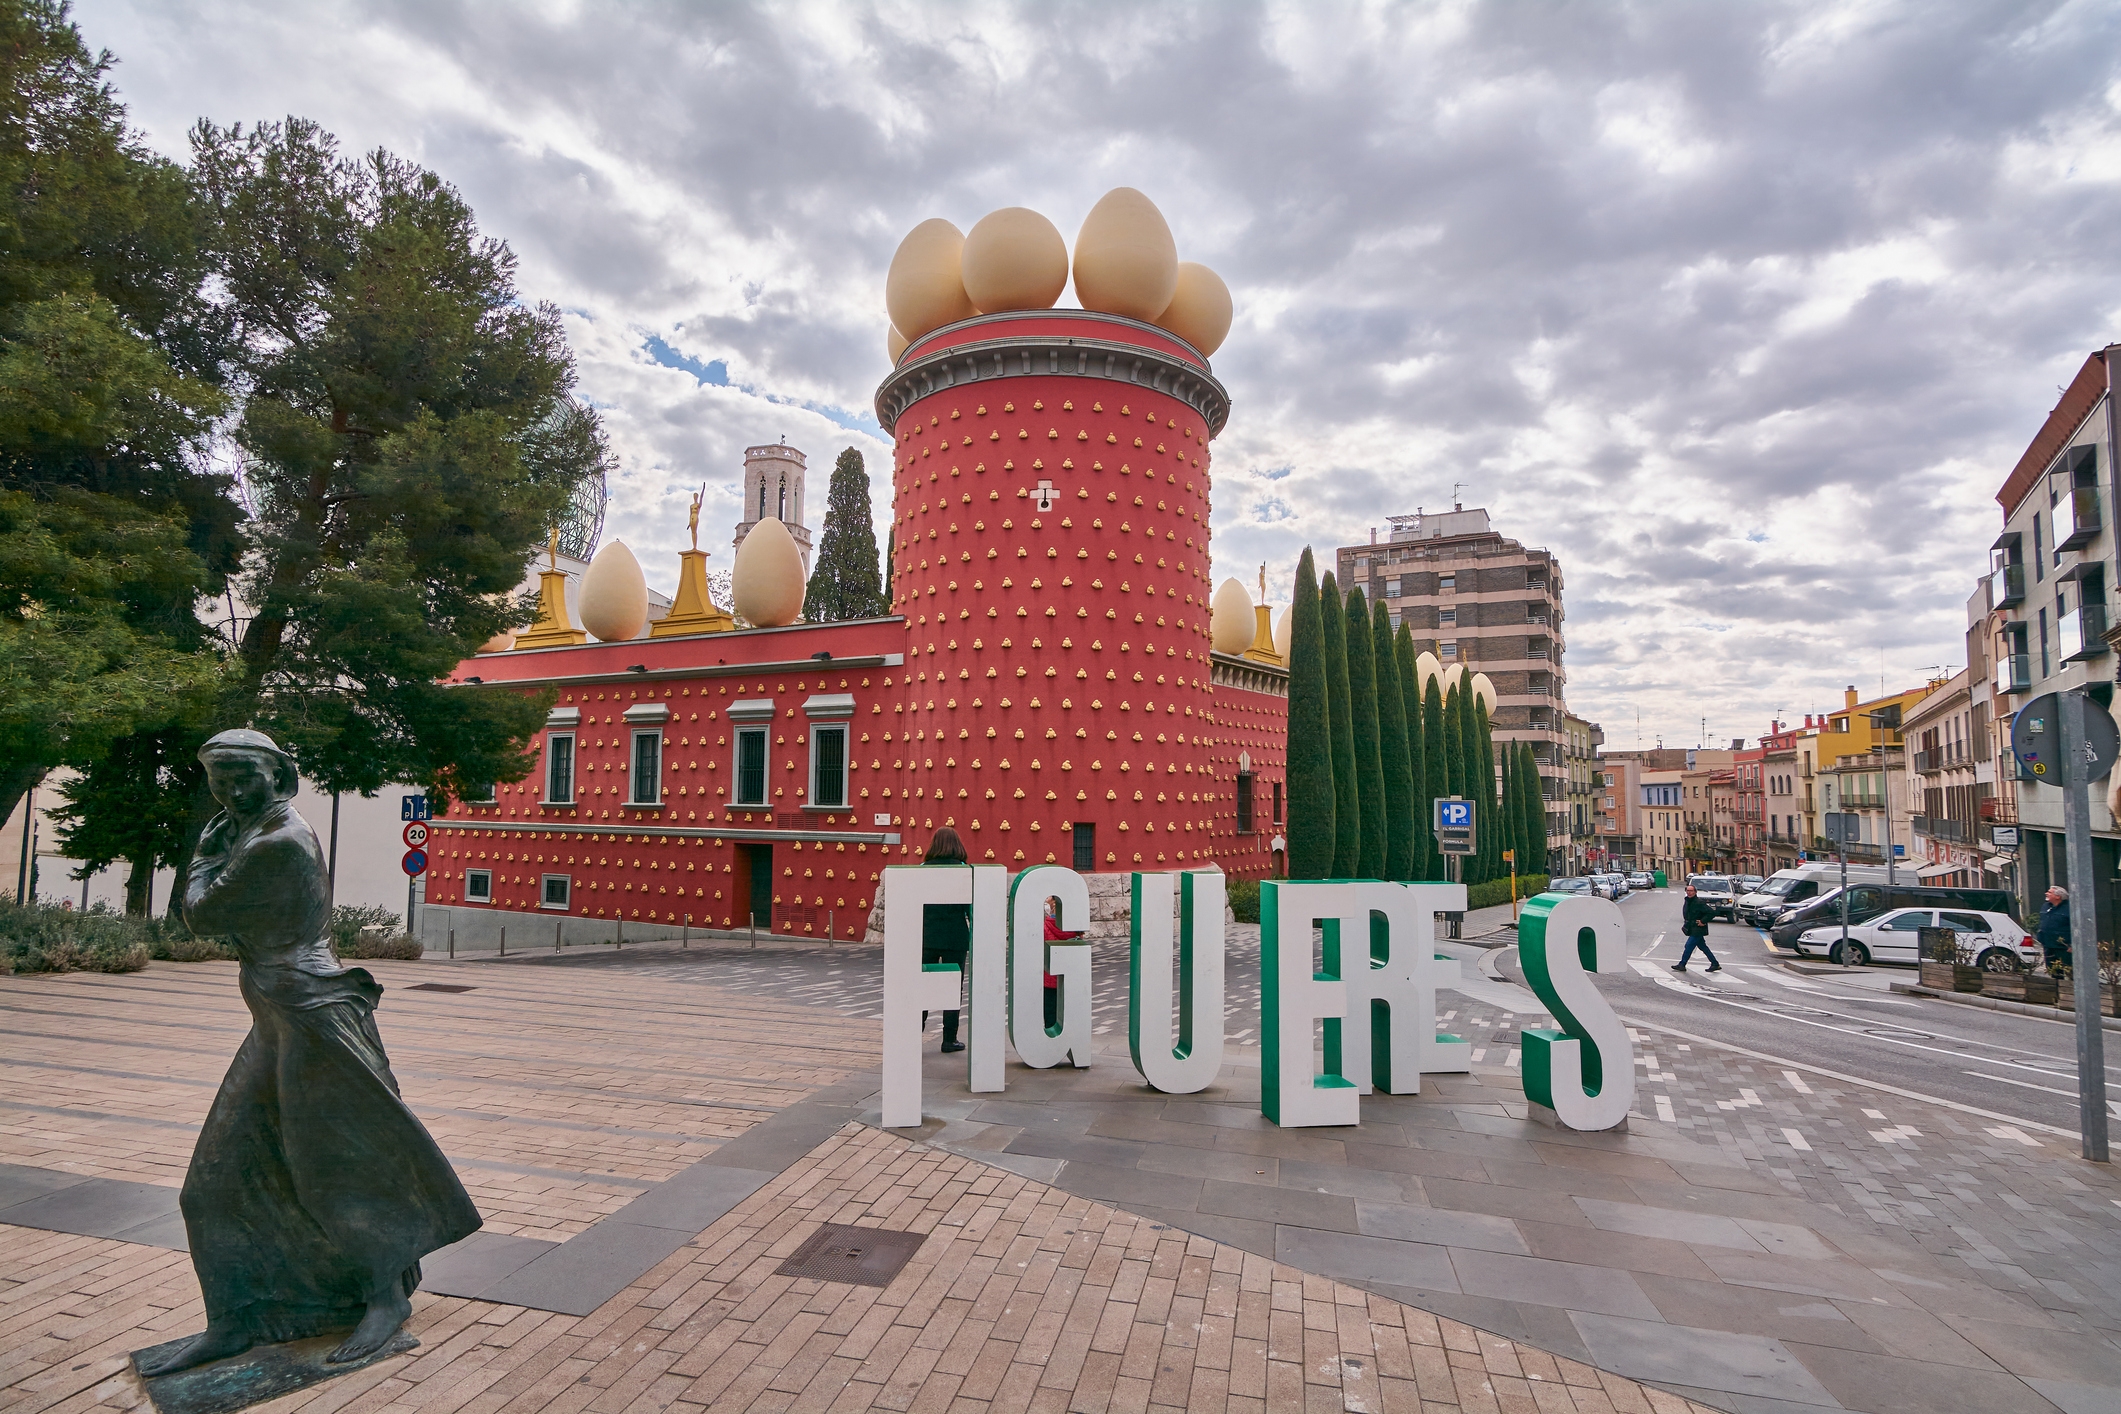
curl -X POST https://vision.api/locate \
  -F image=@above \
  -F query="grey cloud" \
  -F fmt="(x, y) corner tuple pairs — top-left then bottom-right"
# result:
(71, 0), (2121, 743)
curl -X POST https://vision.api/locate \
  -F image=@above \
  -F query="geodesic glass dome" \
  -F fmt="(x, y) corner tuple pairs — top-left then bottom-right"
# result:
(558, 468), (607, 561)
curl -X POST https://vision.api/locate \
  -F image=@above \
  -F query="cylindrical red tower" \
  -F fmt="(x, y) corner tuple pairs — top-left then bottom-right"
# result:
(875, 310), (1231, 872)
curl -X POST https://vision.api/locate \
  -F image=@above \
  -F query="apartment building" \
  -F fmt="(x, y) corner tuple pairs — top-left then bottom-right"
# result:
(1341, 506), (1571, 868)
(1898, 669), (1989, 887)
(1591, 756), (1641, 870)
(1980, 345), (2120, 928)
(1640, 769), (1686, 881)
(1562, 712), (1603, 872)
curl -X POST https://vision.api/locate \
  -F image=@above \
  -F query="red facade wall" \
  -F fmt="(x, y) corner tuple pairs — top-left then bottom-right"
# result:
(885, 311), (1222, 870)
(1205, 673), (1289, 881)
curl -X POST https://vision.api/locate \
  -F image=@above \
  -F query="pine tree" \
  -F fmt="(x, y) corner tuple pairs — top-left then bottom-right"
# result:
(1422, 676), (1447, 878)
(1500, 745), (1516, 875)
(1396, 626), (1434, 879)
(1284, 548), (1335, 879)
(1520, 744), (1547, 876)
(805, 447), (886, 620)
(1376, 603), (1414, 882)
(1344, 586), (1386, 879)
(1320, 571), (1359, 878)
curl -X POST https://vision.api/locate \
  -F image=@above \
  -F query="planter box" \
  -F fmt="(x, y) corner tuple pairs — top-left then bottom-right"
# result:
(1981, 971), (2058, 1004)
(2024, 973), (2061, 1005)
(1919, 960), (1957, 990)
(1952, 964), (1986, 993)
(2059, 983), (2120, 1017)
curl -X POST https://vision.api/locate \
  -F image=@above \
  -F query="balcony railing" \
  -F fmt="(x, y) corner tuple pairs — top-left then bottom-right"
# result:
(1913, 750), (1938, 773)
(1989, 562), (2026, 609)
(2061, 487), (2101, 550)
(1837, 791), (1886, 808)
(2060, 604), (2110, 661)
(1995, 652), (2033, 694)
(1913, 816), (1969, 842)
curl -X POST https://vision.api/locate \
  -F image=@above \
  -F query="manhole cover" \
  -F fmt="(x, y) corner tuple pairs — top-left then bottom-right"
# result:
(406, 983), (476, 993)
(776, 1223), (926, 1287)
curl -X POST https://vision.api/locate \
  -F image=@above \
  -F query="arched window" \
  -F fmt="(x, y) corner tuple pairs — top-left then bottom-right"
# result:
(778, 476), (787, 521)
(757, 478), (767, 520)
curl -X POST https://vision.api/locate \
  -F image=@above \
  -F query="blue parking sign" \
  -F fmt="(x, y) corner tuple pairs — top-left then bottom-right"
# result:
(1436, 799), (1473, 829)
(401, 794), (430, 821)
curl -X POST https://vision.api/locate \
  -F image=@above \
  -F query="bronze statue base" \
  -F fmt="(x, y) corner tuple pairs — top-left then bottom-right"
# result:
(131, 1329), (418, 1414)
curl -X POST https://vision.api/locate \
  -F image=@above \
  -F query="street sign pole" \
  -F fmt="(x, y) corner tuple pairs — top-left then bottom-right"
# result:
(2056, 690), (2111, 1163)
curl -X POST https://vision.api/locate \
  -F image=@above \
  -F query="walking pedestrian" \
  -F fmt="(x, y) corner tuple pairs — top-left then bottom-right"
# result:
(920, 827), (970, 1052)
(1672, 882), (1721, 972)
(2036, 885), (2071, 971)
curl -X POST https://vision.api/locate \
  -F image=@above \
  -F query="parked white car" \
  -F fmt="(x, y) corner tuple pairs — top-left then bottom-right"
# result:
(1626, 871), (1655, 890)
(1592, 873), (1630, 900)
(1793, 907), (2034, 970)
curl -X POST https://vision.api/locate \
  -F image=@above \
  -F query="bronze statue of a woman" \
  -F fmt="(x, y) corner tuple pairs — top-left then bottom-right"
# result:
(137, 730), (480, 1376)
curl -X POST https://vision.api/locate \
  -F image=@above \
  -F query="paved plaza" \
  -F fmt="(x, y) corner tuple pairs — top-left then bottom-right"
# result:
(3, 931), (2119, 1414)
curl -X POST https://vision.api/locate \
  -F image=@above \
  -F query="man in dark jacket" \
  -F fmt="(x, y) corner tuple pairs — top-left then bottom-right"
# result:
(1673, 883), (1721, 972)
(2036, 885), (2071, 970)
(920, 826), (971, 1052)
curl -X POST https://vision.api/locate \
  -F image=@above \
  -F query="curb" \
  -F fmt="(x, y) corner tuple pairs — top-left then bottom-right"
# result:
(1888, 981), (2121, 1032)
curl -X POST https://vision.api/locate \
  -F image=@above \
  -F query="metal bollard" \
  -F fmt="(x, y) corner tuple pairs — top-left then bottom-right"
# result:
(554, 919), (561, 952)
(499, 924), (506, 957)
(829, 909), (835, 946)
(682, 919), (689, 950)
(448, 928), (455, 959)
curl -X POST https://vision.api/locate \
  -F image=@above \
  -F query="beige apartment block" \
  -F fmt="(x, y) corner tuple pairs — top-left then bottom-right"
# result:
(1340, 506), (1570, 869)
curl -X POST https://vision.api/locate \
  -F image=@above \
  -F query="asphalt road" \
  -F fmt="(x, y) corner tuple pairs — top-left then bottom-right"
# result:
(1586, 886), (2120, 1138)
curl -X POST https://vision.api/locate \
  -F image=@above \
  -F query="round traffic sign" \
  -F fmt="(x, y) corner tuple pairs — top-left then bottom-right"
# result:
(2010, 692), (2120, 784)
(402, 821), (430, 849)
(401, 848), (428, 877)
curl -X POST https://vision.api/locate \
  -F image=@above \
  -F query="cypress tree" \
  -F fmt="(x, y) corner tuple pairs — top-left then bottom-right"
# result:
(1500, 745), (1517, 872)
(1284, 549), (1336, 879)
(1474, 697), (1501, 885)
(1320, 571), (1360, 878)
(1422, 677), (1447, 878)
(806, 447), (887, 619)
(1396, 626), (1433, 879)
(1521, 743), (1547, 876)
(1345, 586), (1386, 879)
(1377, 603), (1415, 882)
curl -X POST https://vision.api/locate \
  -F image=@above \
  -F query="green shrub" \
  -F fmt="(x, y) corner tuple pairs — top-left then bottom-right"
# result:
(1465, 874), (1549, 911)
(1228, 878), (1261, 924)
(148, 921), (238, 962)
(0, 901), (150, 974)
(330, 904), (422, 960)
(338, 928), (423, 961)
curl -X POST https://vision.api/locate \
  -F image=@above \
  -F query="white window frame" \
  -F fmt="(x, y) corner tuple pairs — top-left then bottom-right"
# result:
(462, 781), (496, 804)
(465, 869), (492, 901)
(733, 726), (769, 806)
(809, 723), (850, 808)
(544, 732), (576, 804)
(540, 874), (571, 910)
(628, 728), (663, 805)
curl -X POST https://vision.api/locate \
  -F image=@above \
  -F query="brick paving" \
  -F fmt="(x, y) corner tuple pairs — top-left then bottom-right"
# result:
(3, 1118), (1725, 1414)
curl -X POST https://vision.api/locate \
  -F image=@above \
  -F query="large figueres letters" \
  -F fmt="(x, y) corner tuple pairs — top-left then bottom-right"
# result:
(1517, 893), (1634, 1131)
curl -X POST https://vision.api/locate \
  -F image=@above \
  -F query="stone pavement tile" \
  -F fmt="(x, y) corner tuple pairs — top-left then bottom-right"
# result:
(1472, 1158), (1645, 1204)
(1342, 1140), (1492, 1183)
(1936, 1314), (2121, 1386)
(1784, 1341), (2071, 1414)
(1568, 1312), (1841, 1410)
(2023, 1376), (2121, 1414)
(1631, 1275), (1889, 1355)
(1001, 1130), (1149, 1170)
(1354, 1200), (1530, 1255)
(1275, 1229), (1459, 1292)
(1133, 1145), (1281, 1185)
(1049, 1161), (1202, 1212)
(1571, 1198), (1766, 1252)
(1687, 1249), (1914, 1308)
(1275, 1157), (1424, 1203)
(1197, 1179), (1359, 1232)
(1420, 1176), (1595, 1227)
(1827, 1303), (2007, 1371)
(1450, 1251), (1663, 1322)
(1514, 1221), (1720, 1283)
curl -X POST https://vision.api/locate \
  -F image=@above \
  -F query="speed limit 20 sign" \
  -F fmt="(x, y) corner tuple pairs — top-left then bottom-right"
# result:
(402, 821), (430, 849)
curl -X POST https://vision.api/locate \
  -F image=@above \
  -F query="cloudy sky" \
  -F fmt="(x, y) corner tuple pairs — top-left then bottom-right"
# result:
(75, 0), (2121, 750)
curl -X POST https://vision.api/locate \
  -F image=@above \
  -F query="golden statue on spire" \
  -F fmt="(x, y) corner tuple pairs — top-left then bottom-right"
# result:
(687, 484), (703, 551)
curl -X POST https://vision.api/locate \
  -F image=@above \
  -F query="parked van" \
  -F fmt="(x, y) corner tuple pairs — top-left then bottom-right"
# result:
(1736, 864), (1896, 928)
(1767, 883), (2018, 948)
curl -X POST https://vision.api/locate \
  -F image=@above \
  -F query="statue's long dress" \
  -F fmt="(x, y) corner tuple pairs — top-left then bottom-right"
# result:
(180, 802), (480, 1342)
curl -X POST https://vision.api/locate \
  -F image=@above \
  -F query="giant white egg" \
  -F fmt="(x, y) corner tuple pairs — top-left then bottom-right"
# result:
(1072, 188), (1179, 321)
(1471, 672), (1498, 715)
(1416, 650), (1443, 696)
(885, 218), (976, 341)
(1272, 605), (1291, 660)
(1210, 578), (1254, 655)
(579, 541), (649, 642)
(1154, 262), (1232, 357)
(888, 323), (908, 363)
(733, 516), (806, 628)
(962, 207), (1068, 313)
(1443, 662), (1466, 696)
(477, 629), (516, 654)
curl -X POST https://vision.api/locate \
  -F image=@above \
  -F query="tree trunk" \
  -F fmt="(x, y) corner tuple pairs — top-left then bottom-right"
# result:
(0, 764), (47, 891)
(123, 854), (154, 915)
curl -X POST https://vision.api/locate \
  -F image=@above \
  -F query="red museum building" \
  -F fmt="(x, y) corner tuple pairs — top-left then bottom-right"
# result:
(422, 310), (1288, 945)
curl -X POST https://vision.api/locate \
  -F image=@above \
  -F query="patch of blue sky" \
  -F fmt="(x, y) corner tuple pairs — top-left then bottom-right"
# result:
(1251, 497), (1296, 523)
(640, 333), (884, 439)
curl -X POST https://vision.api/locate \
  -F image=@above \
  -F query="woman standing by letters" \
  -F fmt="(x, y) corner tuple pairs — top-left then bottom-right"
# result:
(137, 730), (480, 1376)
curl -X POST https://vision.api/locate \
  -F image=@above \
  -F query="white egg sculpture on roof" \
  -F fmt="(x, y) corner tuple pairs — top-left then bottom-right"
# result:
(579, 541), (648, 642)
(1443, 662), (1466, 695)
(1073, 187), (1179, 321)
(885, 218), (976, 342)
(1210, 578), (1255, 655)
(477, 629), (516, 654)
(962, 207), (1068, 314)
(1153, 262), (1233, 357)
(733, 516), (806, 628)
(1471, 672), (1498, 715)
(1415, 650), (1443, 695)
(1272, 605), (1291, 660)
(888, 323), (908, 363)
